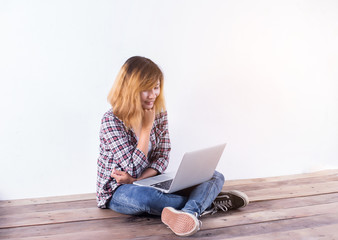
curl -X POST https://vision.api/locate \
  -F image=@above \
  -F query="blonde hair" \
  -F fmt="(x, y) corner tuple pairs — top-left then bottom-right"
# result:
(108, 56), (166, 129)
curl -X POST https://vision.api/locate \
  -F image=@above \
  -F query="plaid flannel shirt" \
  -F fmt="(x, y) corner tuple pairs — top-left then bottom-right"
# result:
(96, 109), (171, 208)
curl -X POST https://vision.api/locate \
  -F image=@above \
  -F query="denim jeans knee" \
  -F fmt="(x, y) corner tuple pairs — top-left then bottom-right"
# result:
(213, 171), (225, 186)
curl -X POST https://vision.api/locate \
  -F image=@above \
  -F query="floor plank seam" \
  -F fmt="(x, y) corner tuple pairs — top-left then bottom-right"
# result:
(0, 199), (96, 208)
(0, 217), (116, 230)
(208, 215), (319, 228)
(249, 191), (338, 202)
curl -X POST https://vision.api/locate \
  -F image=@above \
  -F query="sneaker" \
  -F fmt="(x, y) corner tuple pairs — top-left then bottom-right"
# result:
(161, 207), (202, 237)
(201, 190), (249, 216)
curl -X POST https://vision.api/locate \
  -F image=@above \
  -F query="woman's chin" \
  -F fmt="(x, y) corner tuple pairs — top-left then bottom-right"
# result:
(143, 105), (153, 110)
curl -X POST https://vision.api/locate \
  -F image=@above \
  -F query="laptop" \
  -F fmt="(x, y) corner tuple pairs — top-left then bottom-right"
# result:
(133, 143), (226, 193)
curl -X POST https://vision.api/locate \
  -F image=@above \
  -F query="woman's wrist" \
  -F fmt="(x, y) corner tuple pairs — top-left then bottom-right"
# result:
(129, 177), (137, 184)
(141, 125), (152, 133)
(137, 168), (158, 181)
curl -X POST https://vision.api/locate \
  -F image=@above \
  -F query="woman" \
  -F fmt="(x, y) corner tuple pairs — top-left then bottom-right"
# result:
(96, 56), (249, 237)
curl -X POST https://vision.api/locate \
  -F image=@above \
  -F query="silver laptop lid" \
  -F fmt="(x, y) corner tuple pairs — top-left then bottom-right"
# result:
(169, 143), (226, 193)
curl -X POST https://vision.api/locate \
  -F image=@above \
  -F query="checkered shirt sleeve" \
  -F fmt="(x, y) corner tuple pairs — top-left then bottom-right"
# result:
(149, 111), (171, 174)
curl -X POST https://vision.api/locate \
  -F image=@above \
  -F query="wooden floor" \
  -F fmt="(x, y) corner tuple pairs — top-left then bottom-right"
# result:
(1, 169), (338, 240)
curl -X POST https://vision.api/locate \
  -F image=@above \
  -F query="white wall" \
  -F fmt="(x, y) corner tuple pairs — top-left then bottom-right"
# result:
(0, 0), (337, 200)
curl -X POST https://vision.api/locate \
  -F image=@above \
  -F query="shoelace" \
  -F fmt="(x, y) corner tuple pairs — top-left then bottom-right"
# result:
(209, 199), (233, 215)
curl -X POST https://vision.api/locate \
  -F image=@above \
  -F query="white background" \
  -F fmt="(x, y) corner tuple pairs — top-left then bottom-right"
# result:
(0, 0), (337, 200)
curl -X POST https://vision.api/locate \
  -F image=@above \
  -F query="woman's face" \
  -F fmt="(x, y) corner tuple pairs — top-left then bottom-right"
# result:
(140, 80), (160, 109)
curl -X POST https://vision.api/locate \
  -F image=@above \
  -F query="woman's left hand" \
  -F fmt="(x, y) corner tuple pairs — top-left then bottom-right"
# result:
(111, 168), (136, 184)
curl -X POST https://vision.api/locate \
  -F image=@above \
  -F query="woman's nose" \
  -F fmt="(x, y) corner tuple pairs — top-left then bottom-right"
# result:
(149, 90), (156, 98)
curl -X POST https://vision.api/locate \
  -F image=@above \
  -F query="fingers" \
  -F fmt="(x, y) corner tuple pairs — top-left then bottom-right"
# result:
(112, 174), (131, 184)
(142, 107), (156, 130)
(113, 168), (124, 176)
(111, 168), (123, 179)
(111, 171), (123, 183)
(111, 168), (133, 184)
(143, 108), (155, 114)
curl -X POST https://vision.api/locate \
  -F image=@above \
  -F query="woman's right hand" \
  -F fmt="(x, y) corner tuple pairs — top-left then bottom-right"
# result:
(142, 106), (155, 131)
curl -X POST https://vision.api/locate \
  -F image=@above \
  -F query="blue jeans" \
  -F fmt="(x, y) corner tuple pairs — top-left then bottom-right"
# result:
(108, 171), (225, 217)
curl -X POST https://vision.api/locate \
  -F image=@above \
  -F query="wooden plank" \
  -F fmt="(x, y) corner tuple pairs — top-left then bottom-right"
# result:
(218, 223), (338, 240)
(0, 207), (119, 229)
(134, 215), (338, 240)
(241, 192), (338, 213)
(0, 217), (163, 240)
(200, 201), (338, 230)
(0, 199), (96, 215)
(2, 193), (338, 239)
(223, 169), (338, 186)
(194, 212), (338, 240)
(2, 230), (122, 240)
(235, 181), (338, 202)
(0, 193), (96, 207)
(223, 170), (338, 192)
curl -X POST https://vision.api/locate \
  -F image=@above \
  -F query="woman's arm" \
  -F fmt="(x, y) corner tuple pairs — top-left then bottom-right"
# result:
(100, 114), (150, 178)
(111, 167), (158, 184)
(138, 168), (158, 180)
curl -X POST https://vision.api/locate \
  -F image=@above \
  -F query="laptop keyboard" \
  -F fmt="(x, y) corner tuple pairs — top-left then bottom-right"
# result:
(151, 179), (173, 190)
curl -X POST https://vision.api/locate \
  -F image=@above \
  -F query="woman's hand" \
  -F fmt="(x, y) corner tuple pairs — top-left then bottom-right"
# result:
(142, 106), (156, 131)
(111, 168), (136, 184)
